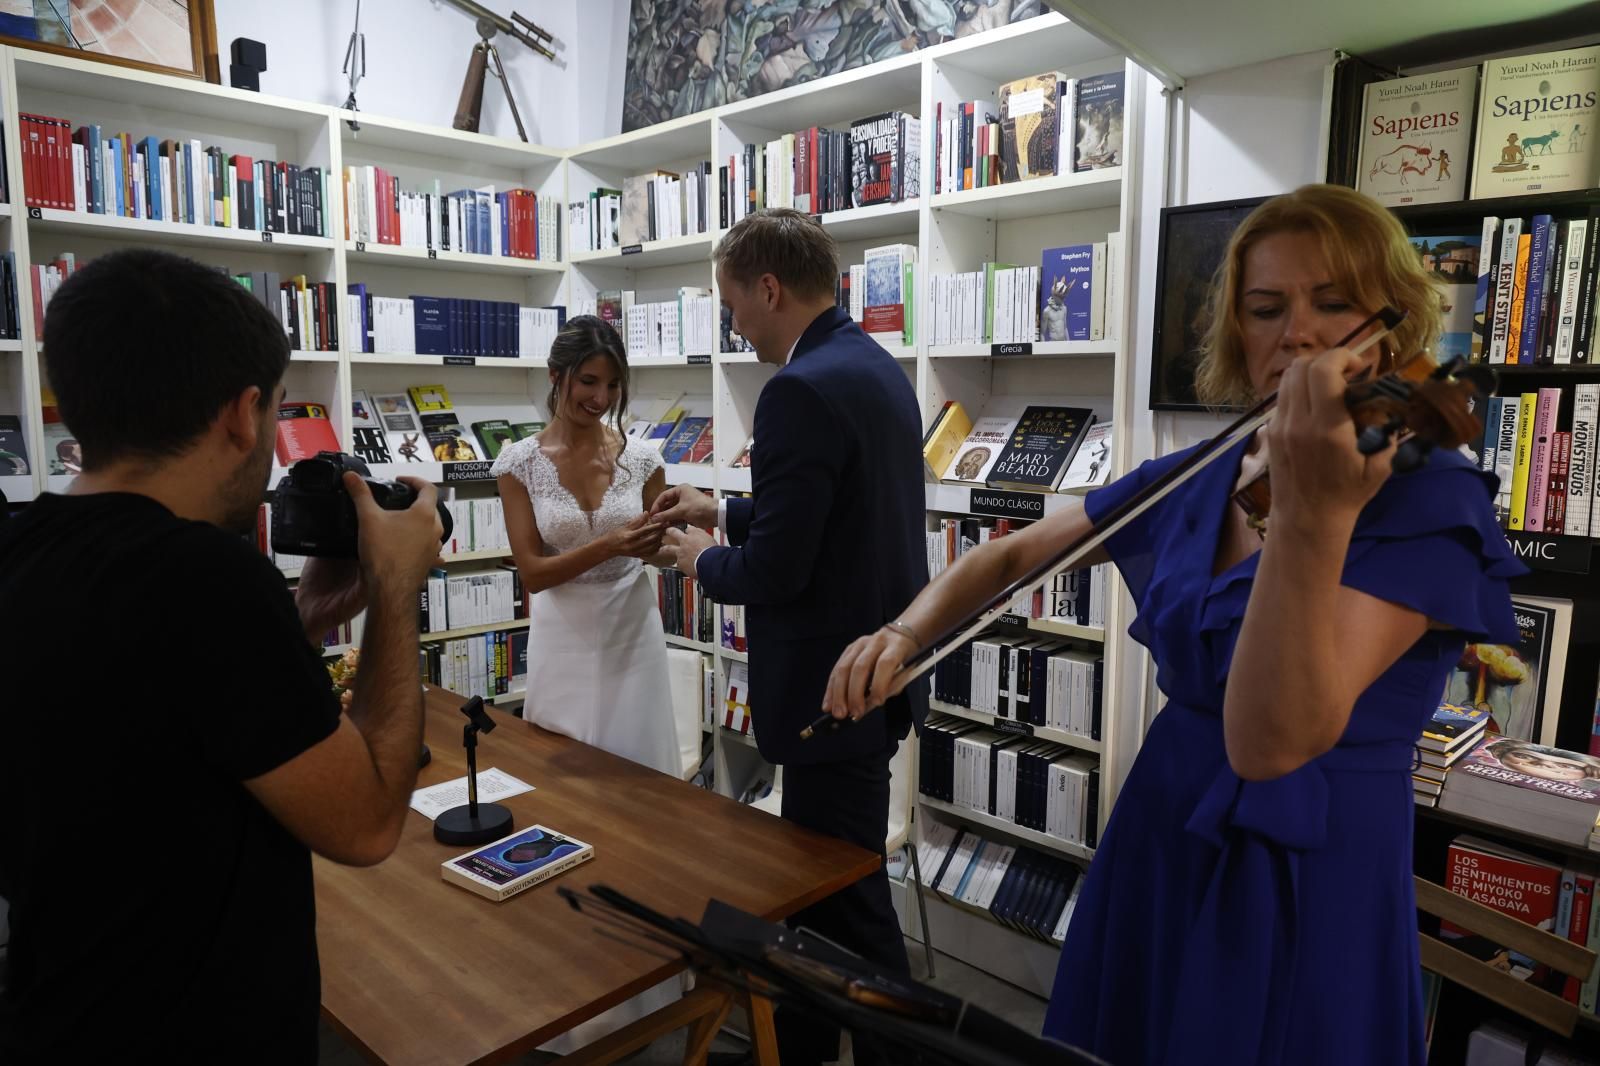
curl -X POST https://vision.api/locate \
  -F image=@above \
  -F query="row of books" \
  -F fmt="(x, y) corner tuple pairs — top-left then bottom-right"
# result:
(23, 114), (330, 236)
(622, 292), (716, 360)
(927, 401), (1113, 494)
(1439, 834), (1600, 1010)
(1477, 386), (1597, 535)
(623, 393), (717, 464)
(1475, 215), (1597, 366)
(0, 252), (22, 341)
(929, 515), (1109, 621)
(346, 290), (565, 359)
(723, 660), (752, 735)
(921, 714), (1100, 848)
(721, 112), (921, 227)
(420, 629), (529, 702)
(859, 243), (916, 343)
(1354, 44), (1600, 207)
(419, 566), (523, 634)
(438, 498), (514, 556)
(932, 630), (1105, 741)
(656, 568), (717, 646)
(341, 167), (558, 261)
(934, 69), (1124, 194)
(916, 820), (1083, 944)
(616, 165), (715, 247)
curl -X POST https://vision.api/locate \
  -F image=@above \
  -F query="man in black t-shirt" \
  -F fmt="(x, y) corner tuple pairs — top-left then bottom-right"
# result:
(0, 250), (443, 1062)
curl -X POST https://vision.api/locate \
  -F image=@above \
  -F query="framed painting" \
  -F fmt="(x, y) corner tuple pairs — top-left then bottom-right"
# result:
(0, 0), (219, 81)
(1148, 196), (1267, 411)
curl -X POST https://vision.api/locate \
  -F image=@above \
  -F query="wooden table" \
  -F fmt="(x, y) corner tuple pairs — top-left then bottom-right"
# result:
(315, 686), (879, 1065)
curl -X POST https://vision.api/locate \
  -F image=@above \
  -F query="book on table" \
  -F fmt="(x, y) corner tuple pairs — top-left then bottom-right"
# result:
(441, 824), (594, 902)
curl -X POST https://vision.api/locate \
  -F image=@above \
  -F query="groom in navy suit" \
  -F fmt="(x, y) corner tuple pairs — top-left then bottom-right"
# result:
(654, 209), (929, 1066)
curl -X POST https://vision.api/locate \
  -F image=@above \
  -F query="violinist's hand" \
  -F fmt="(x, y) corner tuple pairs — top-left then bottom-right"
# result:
(822, 627), (919, 722)
(1266, 347), (1396, 533)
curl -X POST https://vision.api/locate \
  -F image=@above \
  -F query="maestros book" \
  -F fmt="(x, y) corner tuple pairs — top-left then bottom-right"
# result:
(441, 823), (594, 902)
(1471, 45), (1600, 199)
(1356, 66), (1477, 205)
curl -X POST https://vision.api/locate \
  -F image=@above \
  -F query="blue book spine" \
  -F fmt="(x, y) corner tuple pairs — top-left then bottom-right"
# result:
(1480, 395), (1503, 474)
(140, 136), (161, 220)
(88, 125), (103, 215)
(499, 193), (510, 257)
(255, 161), (265, 233)
(411, 295), (449, 355)
(478, 192), (491, 254)
(112, 139), (124, 218)
(1521, 215), (1553, 365)
(180, 141), (191, 222)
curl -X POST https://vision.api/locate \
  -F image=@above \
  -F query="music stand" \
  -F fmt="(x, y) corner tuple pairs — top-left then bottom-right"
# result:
(433, 696), (514, 846)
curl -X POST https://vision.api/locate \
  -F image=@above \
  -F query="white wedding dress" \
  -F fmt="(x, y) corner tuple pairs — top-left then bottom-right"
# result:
(491, 433), (680, 1051)
(491, 433), (679, 774)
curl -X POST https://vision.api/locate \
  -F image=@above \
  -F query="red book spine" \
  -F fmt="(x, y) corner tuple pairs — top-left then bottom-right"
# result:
(1548, 430), (1571, 534)
(1565, 873), (1594, 1003)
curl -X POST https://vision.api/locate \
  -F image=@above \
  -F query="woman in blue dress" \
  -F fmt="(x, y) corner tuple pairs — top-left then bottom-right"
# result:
(821, 184), (1522, 1065)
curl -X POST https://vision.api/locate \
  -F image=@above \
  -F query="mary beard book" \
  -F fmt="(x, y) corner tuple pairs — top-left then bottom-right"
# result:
(986, 406), (1095, 492)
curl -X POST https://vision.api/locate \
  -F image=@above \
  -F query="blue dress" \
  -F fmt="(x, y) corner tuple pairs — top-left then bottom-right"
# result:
(1041, 437), (1523, 1065)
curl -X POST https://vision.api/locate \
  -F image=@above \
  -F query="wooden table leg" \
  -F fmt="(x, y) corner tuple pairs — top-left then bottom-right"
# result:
(557, 985), (730, 1066)
(745, 989), (780, 1066)
(682, 988), (736, 1066)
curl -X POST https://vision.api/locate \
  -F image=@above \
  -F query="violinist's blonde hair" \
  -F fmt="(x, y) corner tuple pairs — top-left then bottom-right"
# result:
(1194, 184), (1445, 407)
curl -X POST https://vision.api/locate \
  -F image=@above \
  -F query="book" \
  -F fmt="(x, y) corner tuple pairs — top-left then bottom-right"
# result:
(373, 392), (428, 463)
(850, 112), (916, 207)
(472, 419), (517, 460)
(1355, 67), (1477, 205)
(1040, 245), (1094, 342)
(1442, 740), (1600, 846)
(440, 823), (595, 902)
(1409, 234), (1480, 363)
(942, 416), (1017, 486)
(1444, 594), (1571, 746)
(408, 383), (452, 412)
(422, 411), (479, 462)
(274, 402), (340, 465)
(511, 421), (545, 441)
(986, 406), (1095, 492)
(1471, 45), (1600, 200)
(351, 427), (392, 465)
(1072, 72), (1125, 171)
(1439, 835), (1563, 986)
(660, 416), (710, 464)
(0, 414), (29, 474)
(998, 72), (1069, 183)
(863, 244), (915, 336)
(1418, 703), (1492, 755)
(922, 401), (972, 482)
(1058, 421), (1113, 491)
(729, 437), (754, 469)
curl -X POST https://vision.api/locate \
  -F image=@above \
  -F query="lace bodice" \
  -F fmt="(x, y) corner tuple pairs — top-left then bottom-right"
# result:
(491, 434), (664, 584)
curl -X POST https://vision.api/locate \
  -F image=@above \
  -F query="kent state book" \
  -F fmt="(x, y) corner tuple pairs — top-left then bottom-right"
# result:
(1356, 67), (1478, 205)
(1471, 44), (1600, 200)
(1442, 595), (1571, 745)
(985, 406), (1095, 492)
(440, 824), (595, 902)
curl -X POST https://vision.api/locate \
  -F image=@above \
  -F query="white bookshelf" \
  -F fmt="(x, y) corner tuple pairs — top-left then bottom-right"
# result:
(0, 15), (1162, 982)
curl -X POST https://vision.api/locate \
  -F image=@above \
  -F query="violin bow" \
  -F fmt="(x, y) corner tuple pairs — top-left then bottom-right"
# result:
(800, 306), (1407, 740)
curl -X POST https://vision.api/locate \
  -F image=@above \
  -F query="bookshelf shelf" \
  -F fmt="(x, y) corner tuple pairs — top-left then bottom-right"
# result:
(920, 795), (1095, 863)
(0, 337), (21, 351)
(366, 461), (494, 485)
(628, 355), (715, 368)
(348, 352), (546, 368)
(1025, 617), (1106, 643)
(931, 168), (1123, 221)
(928, 341), (1118, 360)
(0, 203), (11, 218)
(665, 463), (716, 490)
(928, 698), (1102, 755)
(344, 241), (563, 276)
(720, 647), (749, 663)
(44, 474), (71, 493)
(819, 200), (921, 242)
(569, 114), (712, 172)
(421, 618), (530, 643)
(1417, 802), (1600, 862)
(437, 547), (515, 564)
(0, 474), (34, 502)
(720, 468), (752, 494)
(29, 209), (336, 252)
(716, 353), (763, 365)
(487, 691), (527, 707)
(719, 52), (923, 132)
(335, 110), (564, 169)
(664, 633), (716, 654)
(290, 349), (340, 363)
(924, 483), (1078, 517)
(568, 232), (715, 268)
(719, 726), (760, 749)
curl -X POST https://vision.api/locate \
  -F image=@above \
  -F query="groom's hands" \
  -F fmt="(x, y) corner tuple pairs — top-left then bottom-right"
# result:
(661, 525), (716, 580)
(649, 484), (718, 529)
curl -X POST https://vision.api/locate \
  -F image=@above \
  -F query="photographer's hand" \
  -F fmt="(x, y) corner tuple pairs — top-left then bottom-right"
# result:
(347, 473), (445, 592)
(295, 556), (366, 645)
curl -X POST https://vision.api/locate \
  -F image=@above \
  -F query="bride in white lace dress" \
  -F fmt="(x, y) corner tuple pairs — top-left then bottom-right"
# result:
(493, 316), (679, 775)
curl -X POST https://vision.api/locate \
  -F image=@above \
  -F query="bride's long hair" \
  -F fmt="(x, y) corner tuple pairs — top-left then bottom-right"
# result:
(546, 315), (632, 477)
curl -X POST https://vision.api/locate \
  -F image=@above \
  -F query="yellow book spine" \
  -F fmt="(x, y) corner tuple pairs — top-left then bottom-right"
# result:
(1508, 390), (1538, 530)
(1507, 233), (1531, 364)
(923, 401), (973, 480)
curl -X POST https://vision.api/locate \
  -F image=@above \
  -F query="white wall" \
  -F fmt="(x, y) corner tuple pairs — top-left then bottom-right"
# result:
(213, 0), (605, 147)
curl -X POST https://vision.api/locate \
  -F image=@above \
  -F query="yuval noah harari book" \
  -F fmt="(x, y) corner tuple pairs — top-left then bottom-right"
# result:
(440, 823), (595, 902)
(1470, 44), (1600, 199)
(1355, 66), (1477, 205)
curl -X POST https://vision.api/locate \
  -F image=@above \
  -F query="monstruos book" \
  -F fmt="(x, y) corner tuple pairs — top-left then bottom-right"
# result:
(985, 406), (1095, 492)
(1356, 66), (1478, 205)
(1440, 737), (1600, 845)
(440, 824), (594, 902)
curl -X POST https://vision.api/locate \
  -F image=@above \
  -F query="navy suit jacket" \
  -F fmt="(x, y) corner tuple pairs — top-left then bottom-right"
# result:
(696, 306), (930, 766)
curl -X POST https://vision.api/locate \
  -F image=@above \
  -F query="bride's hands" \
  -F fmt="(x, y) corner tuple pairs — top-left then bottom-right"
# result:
(604, 513), (666, 559)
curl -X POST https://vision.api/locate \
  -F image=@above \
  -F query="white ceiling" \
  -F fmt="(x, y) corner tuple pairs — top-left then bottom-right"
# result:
(1045, 0), (1600, 87)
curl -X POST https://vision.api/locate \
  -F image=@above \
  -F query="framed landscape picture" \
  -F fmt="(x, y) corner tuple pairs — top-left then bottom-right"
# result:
(0, 0), (219, 81)
(1149, 196), (1266, 411)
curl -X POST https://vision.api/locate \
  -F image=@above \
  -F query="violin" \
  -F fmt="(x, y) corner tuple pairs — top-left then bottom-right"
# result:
(801, 305), (1497, 740)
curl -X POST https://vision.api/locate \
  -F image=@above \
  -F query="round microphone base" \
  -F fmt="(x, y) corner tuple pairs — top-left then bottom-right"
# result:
(433, 803), (513, 847)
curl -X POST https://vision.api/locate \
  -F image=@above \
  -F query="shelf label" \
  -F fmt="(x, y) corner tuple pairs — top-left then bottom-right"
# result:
(260, 229), (273, 243)
(620, 243), (644, 256)
(993, 613), (1029, 632)
(1504, 531), (1590, 574)
(27, 206), (41, 220)
(442, 461), (495, 483)
(970, 489), (1045, 520)
(992, 342), (1032, 356)
(443, 356), (476, 367)
(687, 353), (712, 365)
(990, 717), (1034, 738)
(355, 240), (366, 252)
(428, 249), (438, 259)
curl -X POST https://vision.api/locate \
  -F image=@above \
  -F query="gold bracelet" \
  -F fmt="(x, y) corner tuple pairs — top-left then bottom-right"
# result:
(883, 620), (922, 648)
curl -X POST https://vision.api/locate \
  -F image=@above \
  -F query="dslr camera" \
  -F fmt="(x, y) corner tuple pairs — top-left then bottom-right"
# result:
(272, 451), (453, 558)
